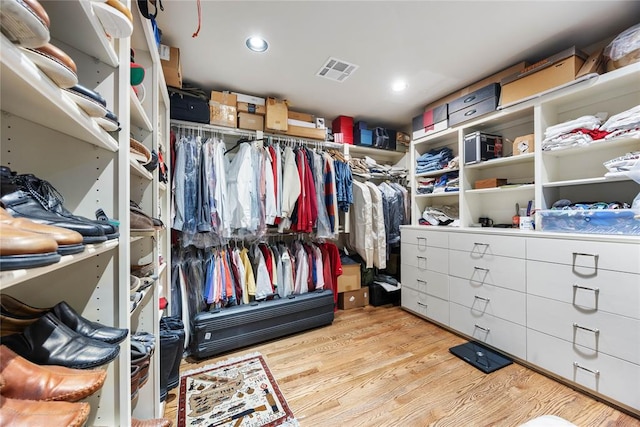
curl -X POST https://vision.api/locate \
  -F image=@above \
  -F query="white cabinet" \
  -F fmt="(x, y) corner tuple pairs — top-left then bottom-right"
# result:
(0, 1), (170, 423)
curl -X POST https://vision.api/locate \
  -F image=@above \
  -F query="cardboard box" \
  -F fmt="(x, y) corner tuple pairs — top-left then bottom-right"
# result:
(159, 45), (182, 88)
(337, 264), (361, 293)
(338, 286), (369, 310)
(501, 50), (587, 106)
(474, 178), (508, 189)
(423, 61), (528, 111)
(576, 48), (605, 78)
(211, 91), (237, 107)
(210, 103), (237, 128)
(237, 102), (266, 115)
(238, 112), (264, 131)
(512, 134), (535, 155)
(279, 124), (326, 140)
(232, 92), (265, 106)
(288, 110), (314, 123)
(266, 97), (288, 131)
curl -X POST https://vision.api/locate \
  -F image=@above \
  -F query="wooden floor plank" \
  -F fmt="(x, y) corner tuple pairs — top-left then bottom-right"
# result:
(164, 306), (639, 426)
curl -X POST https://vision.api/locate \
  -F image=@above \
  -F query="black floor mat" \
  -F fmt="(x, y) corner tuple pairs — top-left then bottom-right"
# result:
(449, 341), (513, 374)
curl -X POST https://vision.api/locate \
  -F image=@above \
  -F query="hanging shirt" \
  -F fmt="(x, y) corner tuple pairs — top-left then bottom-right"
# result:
(365, 181), (387, 269)
(350, 180), (374, 268)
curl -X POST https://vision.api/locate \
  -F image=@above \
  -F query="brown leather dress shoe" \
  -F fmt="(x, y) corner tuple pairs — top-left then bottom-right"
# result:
(0, 394), (90, 427)
(0, 345), (106, 401)
(0, 222), (60, 270)
(0, 206), (84, 255)
(132, 417), (173, 427)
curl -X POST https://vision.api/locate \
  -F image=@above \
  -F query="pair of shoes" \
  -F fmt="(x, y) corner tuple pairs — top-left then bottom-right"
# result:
(0, 295), (127, 369)
(130, 291), (143, 312)
(0, 221), (61, 270)
(21, 42), (78, 88)
(91, 0), (133, 39)
(132, 417), (173, 427)
(0, 344), (100, 427)
(0, 166), (119, 244)
(0, 0), (50, 48)
(131, 200), (164, 230)
(1, 205), (84, 256)
(159, 316), (185, 402)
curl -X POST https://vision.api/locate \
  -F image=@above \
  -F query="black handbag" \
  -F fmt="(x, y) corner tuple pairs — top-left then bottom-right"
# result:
(168, 86), (210, 124)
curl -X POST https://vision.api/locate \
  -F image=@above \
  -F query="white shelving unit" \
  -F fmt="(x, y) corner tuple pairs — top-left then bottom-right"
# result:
(410, 63), (640, 228)
(0, 1), (170, 424)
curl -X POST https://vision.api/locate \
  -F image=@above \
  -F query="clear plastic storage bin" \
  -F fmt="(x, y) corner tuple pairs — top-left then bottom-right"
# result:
(538, 209), (640, 235)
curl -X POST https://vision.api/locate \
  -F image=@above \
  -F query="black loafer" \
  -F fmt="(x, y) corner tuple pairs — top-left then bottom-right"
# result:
(1, 312), (120, 369)
(50, 301), (128, 345)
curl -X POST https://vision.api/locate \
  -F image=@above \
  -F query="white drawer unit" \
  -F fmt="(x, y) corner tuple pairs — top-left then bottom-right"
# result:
(449, 276), (526, 325)
(402, 265), (449, 300)
(401, 227), (449, 249)
(449, 249), (526, 292)
(528, 329), (640, 411)
(527, 260), (640, 320)
(527, 295), (640, 364)
(527, 237), (640, 274)
(401, 243), (449, 274)
(449, 302), (526, 359)
(402, 288), (449, 326)
(449, 232), (526, 259)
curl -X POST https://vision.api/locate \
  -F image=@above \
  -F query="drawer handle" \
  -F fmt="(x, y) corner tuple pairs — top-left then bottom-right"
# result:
(473, 242), (489, 247)
(464, 95), (476, 103)
(417, 302), (428, 308)
(474, 324), (490, 333)
(416, 279), (427, 285)
(572, 284), (600, 293)
(572, 252), (599, 274)
(416, 237), (427, 249)
(474, 295), (490, 302)
(573, 323), (600, 334)
(474, 266), (489, 272)
(573, 362), (600, 376)
(464, 109), (477, 116)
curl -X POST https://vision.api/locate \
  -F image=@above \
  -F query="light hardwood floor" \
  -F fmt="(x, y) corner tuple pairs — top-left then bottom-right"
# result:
(164, 306), (639, 426)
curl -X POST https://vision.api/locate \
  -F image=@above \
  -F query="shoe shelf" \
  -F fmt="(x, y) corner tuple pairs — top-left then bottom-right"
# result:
(0, 35), (118, 152)
(0, 239), (119, 290)
(131, 88), (153, 132)
(45, 0), (119, 68)
(131, 159), (154, 180)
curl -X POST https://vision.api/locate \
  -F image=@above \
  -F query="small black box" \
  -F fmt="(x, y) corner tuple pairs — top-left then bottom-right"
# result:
(463, 131), (503, 165)
(369, 282), (401, 307)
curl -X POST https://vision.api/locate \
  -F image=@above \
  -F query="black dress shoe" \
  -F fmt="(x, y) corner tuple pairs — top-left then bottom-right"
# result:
(16, 173), (119, 240)
(1, 312), (120, 369)
(0, 295), (129, 345)
(1, 167), (107, 244)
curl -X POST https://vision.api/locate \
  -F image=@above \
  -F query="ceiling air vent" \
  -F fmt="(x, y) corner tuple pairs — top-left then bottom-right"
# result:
(316, 57), (359, 82)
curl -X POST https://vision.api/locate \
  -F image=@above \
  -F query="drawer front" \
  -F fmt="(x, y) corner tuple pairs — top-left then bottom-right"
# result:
(449, 302), (526, 359)
(449, 232), (525, 258)
(527, 329), (640, 411)
(527, 237), (640, 274)
(527, 295), (640, 363)
(449, 96), (499, 127)
(401, 228), (448, 249)
(527, 260), (640, 320)
(449, 276), (526, 325)
(402, 289), (449, 325)
(449, 249), (526, 292)
(401, 244), (448, 274)
(448, 83), (500, 114)
(402, 264), (449, 300)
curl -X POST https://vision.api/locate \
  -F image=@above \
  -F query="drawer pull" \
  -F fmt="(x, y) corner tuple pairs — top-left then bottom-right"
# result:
(572, 284), (600, 293)
(572, 252), (599, 275)
(416, 256), (427, 270)
(573, 323), (600, 334)
(416, 236), (427, 250)
(474, 266), (489, 272)
(473, 242), (489, 247)
(573, 362), (600, 376)
(417, 302), (428, 308)
(474, 324), (490, 333)
(416, 279), (427, 285)
(474, 295), (490, 302)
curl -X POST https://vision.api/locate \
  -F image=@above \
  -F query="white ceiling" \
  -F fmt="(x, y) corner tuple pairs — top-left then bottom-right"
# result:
(155, 1), (640, 131)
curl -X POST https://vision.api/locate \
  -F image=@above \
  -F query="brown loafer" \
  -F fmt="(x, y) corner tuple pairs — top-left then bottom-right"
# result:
(0, 393), (90, 427)
(0, 222), (60, 270)
(0, 0), (50, 48)
(0, 207), (84, 255)
(0, 345), (107, 402)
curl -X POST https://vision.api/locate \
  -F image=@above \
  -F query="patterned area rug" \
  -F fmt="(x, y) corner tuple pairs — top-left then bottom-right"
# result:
(177, 352), (299, 427)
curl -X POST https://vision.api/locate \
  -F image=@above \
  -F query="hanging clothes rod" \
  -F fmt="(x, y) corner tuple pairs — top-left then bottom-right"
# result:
(170, 119), (345, 149)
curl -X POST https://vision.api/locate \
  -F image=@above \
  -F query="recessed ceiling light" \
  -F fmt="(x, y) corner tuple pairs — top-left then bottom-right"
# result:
(392, 80), (408, 92)
(246, 36), (268, 52)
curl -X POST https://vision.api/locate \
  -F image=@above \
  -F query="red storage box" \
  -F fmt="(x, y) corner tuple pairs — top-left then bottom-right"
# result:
(332, 115), (354, 144)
